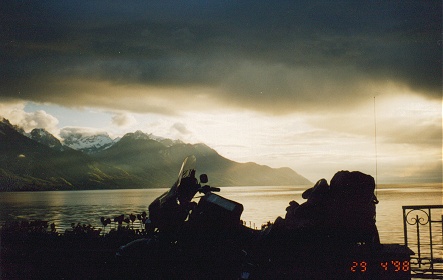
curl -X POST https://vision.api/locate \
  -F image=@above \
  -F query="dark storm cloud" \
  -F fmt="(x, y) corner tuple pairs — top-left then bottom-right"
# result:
(1, 0), (441, 113)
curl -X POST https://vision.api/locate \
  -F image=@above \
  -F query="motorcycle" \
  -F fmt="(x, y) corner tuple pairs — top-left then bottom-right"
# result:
(116, 155), (253, 279)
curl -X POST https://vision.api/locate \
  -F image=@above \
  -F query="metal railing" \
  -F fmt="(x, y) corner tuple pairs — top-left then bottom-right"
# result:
(403, 205), (443, 278)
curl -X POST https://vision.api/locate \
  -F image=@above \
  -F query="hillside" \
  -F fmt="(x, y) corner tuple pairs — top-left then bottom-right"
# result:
(93, 131), (311, 187)
(0, 118), (311, 191)
(0, 119), (137, 191)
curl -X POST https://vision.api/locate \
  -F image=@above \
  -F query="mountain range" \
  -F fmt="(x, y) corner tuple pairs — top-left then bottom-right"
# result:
(0, 117), (311, 191)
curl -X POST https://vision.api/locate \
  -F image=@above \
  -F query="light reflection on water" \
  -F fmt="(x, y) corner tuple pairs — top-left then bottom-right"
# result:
(0, 184), (441, 246)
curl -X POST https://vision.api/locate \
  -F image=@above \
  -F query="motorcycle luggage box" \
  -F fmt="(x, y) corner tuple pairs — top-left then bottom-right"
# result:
(192, 193), (243, 228)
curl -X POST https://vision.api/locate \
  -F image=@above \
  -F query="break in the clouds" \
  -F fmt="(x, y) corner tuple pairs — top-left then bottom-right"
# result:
(0, 1), (441, 114)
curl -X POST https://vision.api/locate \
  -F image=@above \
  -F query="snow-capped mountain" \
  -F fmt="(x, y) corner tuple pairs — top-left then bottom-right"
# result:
(149, 134), (183, 147)
(61, 132), (115, 154)
(29, 128), (64, 151)
(124, 130), (151, 140)
(122, 130), (181, 147)
(58, 129), (178, 154)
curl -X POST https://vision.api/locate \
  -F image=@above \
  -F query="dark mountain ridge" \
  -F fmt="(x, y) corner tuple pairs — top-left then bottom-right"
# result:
(0, 118), (312, 191)
(0, 118), (136, 191)
(29, 128), (65, 151)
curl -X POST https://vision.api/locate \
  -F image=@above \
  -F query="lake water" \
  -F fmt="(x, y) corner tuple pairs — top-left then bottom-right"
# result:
(0, 184), (441, 246)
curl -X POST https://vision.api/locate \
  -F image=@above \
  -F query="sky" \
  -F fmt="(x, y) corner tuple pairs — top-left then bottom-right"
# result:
(0, 1), (441, 184)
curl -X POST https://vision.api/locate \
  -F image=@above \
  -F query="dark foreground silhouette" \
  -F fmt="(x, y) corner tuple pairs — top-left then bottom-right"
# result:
(0, 220), (148, 279)
(1, 156), (413, 279)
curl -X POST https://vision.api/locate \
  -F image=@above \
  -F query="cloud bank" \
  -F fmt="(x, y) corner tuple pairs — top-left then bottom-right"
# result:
(0, 1), (440, 115)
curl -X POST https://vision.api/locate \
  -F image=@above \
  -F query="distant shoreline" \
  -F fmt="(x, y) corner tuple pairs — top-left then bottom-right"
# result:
(1, 182), (441, 192)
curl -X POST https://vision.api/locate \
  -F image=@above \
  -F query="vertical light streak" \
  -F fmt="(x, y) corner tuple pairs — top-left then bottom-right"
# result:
(374, 96), (378, 195)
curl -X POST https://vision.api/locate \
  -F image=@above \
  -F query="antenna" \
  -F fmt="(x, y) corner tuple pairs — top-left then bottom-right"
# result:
(373, 96), (378, 196)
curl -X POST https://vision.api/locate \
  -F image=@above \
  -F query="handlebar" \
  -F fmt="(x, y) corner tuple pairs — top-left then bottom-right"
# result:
(198, 185), (220, 194)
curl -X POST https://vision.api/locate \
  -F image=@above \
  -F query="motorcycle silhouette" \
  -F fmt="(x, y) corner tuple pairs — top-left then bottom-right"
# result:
(116, 155), (250, 279)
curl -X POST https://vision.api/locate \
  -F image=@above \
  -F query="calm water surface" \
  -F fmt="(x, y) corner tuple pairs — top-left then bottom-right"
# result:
(0, 184), (441, 245)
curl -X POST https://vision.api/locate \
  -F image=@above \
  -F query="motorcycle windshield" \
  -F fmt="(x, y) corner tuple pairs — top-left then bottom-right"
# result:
(176, 155), (198, 203)
(159, 155), (197, 205)
(177, 155), (196, 188)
